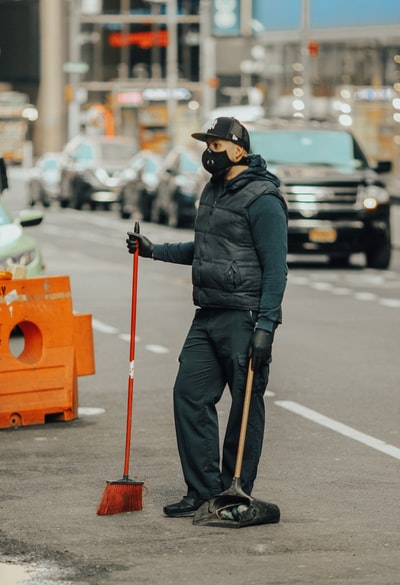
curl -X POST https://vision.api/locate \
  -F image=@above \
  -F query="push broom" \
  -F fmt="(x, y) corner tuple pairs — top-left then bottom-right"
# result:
(97, 222), (144, 515)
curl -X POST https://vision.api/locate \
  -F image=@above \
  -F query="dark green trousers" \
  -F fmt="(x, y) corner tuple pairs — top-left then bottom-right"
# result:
(173, 308), (270, 501)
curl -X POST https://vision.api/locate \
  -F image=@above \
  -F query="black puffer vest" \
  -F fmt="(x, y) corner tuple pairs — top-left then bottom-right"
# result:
(192, 178), (282, 310)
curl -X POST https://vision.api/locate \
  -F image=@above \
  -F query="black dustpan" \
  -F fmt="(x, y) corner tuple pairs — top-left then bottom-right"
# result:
(193, 361), (280, 528)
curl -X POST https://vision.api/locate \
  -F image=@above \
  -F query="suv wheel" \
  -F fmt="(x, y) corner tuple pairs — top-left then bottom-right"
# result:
(71, 184), (84, 210)
(168, 201), (180, 228)
(151, 202), (167, 225)
(119, 187), (133, 219)
(366, 235), (391, 270)
(59, 176), (71, 208)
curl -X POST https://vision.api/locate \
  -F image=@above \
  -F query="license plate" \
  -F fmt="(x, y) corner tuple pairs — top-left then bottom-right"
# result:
(309, 228), (337, 243)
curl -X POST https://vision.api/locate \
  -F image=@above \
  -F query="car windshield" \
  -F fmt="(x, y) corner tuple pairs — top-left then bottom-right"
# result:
(249, 129), (368, 170)
(0, 203), (12, 226)
(41, 157), (59, 171)
(180, 153), (200, 173)
(98, 143), (135, 162)
(143, 158), (160, 173)
(132, 156), (159, 173)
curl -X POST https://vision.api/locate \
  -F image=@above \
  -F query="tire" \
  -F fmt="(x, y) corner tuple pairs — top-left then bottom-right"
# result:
(142, 201), (152, 223)
(29, 180), (39, 206)
(151, 201), (167, 225)
(366, 238), (391, 269)
(40, 190), (51, 208)
(168, 201), (180, 228)
(71, 188), (83, 210)
(120, 207), (132, 220)
(59, 176), (71, 208)
(119, 189), (131, 219)
(59, 198), (69, 209)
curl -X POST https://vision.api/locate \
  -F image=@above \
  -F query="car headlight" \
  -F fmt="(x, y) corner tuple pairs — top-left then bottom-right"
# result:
(94, 168), (122, 188)
(143, 174), (159, 194)
(83, 169), (102, 188)
(94, 168), (111, 184)
(0, 248), (36, 268)
(83, 168), (116, 188)
(356, 184), (390, 211)
(123, 169), (137, 182)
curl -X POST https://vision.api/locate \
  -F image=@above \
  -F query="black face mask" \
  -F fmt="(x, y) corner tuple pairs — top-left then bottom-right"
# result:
(201, 148), (233, 176)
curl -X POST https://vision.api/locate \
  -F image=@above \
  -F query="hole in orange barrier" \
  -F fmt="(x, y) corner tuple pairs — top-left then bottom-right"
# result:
(9, 413), (22, 427)
(8, 321), (43, 364)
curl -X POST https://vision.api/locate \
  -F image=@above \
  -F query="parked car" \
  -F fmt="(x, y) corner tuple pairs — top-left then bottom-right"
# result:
(151, 147), (206, 228)
(119, 150), (163, 221)
(28, 152), (61, 207)
(0, 157), (8, 194)
(0, 199), (44, 277)
(248, 119), (392, 269)
(59, 135), (137, 210)
(1, 157), (44, 277)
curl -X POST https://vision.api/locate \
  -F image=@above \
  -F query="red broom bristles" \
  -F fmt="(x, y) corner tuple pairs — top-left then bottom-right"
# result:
(97, 480), (144, 515)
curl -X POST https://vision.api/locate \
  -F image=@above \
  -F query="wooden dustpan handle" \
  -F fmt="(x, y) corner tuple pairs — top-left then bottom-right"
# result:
(233, 360), (254, 479)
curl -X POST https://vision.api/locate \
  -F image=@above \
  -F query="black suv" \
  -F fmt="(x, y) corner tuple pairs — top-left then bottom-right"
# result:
(248, 120), (392, 269)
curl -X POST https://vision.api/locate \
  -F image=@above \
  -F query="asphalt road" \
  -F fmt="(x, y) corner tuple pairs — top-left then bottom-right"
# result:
(1, 170), (400, 585)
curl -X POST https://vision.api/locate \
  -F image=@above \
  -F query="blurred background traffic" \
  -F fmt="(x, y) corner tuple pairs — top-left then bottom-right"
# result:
(1, 0), (400, 275)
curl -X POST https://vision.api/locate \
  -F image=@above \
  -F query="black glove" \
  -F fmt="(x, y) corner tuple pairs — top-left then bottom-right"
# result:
(126, 223), (154, 258)
(250, 329), (273, 371)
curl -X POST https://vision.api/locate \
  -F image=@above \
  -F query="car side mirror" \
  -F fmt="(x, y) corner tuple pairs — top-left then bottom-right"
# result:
(18, 209), (44, 227)
(374, 160), (392, 174)
(0, 157), (9, 193)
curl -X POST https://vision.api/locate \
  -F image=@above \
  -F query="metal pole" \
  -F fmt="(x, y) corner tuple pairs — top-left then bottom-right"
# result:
(200, 0), (216, 122)
(120, 0), (130, 79)
(37, 0), (65, 154)
(167, 0), (178, 149)
(301, 0), (311, 120)
(151, 2), (162, 80)
(68, 0), (82, 139)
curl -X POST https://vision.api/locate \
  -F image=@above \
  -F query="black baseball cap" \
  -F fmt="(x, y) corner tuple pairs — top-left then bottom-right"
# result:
(192, 117), (250, 152)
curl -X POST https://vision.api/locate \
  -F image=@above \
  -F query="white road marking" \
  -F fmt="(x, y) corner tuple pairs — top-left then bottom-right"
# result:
(275, 400), (400, 460)
(289, 276), (309, 285)
(289, 273), (399, 310)
(380, 298), (400, 308)
(311, 282), (333, 291)
(331, 287), (351, 295)
(78, 407), (106, 416)
(90, 318), (169, 353)
(145, 344), (170, 354)
(354, 291), (377, 301)
(91, 318), (119, 334)
(118, 333), (138, 343)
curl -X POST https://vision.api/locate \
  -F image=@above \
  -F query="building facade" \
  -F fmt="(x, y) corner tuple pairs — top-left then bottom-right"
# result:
(0, 0), (399, 170)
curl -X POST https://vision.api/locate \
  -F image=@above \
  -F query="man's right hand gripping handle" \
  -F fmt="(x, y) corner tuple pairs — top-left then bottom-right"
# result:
(126, 222), (154, 258)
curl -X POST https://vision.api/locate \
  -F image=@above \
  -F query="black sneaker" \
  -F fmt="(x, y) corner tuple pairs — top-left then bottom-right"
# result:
(163, 496), (205, 518)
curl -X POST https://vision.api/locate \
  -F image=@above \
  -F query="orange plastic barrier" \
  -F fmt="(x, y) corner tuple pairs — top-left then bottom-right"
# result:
(0, 275), (95, 428)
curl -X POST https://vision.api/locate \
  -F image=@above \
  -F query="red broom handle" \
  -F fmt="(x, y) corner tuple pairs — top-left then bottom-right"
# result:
(123, 225), (139, 479)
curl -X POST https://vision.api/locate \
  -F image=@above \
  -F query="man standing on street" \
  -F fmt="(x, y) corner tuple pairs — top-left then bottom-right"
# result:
(126, 117), (288, 518)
